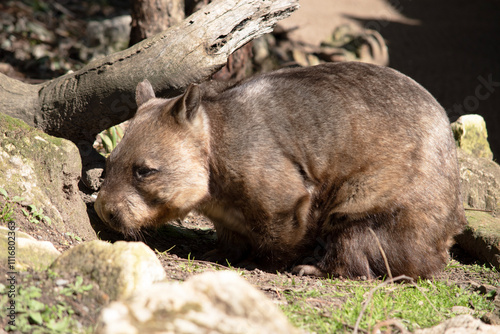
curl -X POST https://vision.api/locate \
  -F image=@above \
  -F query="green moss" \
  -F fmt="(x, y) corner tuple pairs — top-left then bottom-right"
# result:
(0, 226), (60, 271)
(0, 113), (32, 132)
(465, 211), (500, 243)
(1, 116), (64, 167)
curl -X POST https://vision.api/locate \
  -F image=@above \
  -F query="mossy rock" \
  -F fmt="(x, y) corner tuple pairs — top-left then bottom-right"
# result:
(452, 114), (493, 160)
(457, 148), (500, 212)
(0, 113), (96, 241)
(456, 211), (500, 270)
(50, 240), (166, 301)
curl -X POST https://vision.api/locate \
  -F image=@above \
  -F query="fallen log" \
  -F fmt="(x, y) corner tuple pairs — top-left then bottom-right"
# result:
(0, 0), (299, 151)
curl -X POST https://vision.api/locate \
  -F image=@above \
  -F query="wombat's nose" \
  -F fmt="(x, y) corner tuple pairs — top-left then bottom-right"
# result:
(94, 194), (112, 223)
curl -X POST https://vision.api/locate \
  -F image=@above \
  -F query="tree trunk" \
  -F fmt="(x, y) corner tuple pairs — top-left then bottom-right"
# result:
(0, 0), (298, 152)
(131, 0), (253, 84)
(130, 0), (185, 46)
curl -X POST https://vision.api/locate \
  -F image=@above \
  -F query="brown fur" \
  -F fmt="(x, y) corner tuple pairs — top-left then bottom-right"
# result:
(94, 62), (467, 279)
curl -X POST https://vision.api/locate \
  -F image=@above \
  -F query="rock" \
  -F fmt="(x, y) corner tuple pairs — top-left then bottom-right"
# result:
(0, 226), (60, 271)
(253, 35), (273, 65)
(452, 114), (494, 160)
(415, 315), (500, 334)
(50, 240), (166, 301)
(251, 34), (280, 73)
(95, 271), (300, 334)
(82, 166), (105, 192)
(456, 211), (500, 270)
(0, 114), (96, 241)
(292, 48), (321, 67)
(453, 116), (500, 269)
(80, 144), (106, 193)
(458, 148), (500, 211)
(481, 286), (500, 326)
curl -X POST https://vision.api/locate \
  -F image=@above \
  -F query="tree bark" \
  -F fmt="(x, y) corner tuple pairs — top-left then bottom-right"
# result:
(130, 0), (185, 46)
(0, 0), (298, 151)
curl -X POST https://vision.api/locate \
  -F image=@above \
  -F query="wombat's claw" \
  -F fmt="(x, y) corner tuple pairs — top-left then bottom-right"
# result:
(292, 265), (327, 278)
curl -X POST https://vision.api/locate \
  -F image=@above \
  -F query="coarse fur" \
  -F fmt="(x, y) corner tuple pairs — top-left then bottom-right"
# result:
(94, 62), (467, 279)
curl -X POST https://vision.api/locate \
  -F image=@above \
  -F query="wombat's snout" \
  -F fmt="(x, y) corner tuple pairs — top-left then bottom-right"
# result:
(94, 193), (118, 228)
(94, 189), (154, 236)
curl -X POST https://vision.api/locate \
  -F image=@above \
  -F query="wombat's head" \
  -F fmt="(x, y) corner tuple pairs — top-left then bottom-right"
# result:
(94, 80), (210, 236)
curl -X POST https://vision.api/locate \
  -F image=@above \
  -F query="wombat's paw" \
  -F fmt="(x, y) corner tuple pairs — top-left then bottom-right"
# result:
(292, 265), (328, 278)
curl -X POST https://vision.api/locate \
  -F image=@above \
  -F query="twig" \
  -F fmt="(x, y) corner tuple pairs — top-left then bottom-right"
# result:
(353, 275), (413, 334)
(345, 323), (369, 334)
(464, 208), (494, 213)
(368, 227), (393, 280)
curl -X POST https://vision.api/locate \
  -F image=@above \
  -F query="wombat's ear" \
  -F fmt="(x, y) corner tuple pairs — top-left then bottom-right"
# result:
(171, 84), (201, 125)
(136, 79), (156, 107)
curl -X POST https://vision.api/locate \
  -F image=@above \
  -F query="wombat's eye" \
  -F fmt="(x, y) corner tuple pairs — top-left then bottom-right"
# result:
(133, 166), (159, 180)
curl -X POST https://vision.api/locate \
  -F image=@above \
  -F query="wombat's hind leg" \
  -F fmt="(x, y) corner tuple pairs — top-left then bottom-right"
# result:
(316, 209), (452, 279)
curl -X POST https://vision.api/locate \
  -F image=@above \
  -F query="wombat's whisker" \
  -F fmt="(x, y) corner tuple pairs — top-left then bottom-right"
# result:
(135, 229), (146, 243)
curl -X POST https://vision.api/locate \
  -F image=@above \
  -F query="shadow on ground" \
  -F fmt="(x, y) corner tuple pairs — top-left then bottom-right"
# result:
(89, 206), (217, 260)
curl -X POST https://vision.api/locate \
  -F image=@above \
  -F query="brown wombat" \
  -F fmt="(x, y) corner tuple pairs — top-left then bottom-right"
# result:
(94, 62), (467, 279)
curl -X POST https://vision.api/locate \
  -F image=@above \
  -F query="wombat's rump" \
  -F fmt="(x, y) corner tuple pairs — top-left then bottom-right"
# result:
(95, 62), (467, 279)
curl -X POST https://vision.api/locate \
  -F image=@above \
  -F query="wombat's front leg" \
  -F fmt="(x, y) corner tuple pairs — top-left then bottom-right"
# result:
(202, 224), (252, 266)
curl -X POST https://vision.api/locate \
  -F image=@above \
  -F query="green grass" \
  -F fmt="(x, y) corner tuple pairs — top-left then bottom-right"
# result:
(177, 253), (204, 274)
(22, 204), (52, 225)
(467, 264), (500, 282)
(0, 188), (52, 226)
(0, 188), (24, 224)
(59, 276), (93, 297)
(279, 277), (495, 333)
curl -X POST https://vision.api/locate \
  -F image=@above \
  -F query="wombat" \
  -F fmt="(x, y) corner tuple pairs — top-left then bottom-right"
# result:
(94, 62), (467, 279)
